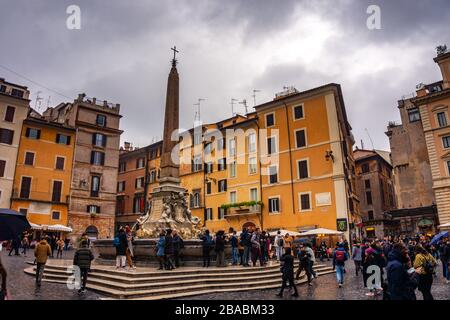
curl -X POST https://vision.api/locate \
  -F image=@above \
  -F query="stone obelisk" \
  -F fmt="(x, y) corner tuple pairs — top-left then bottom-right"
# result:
(137, 47), (201, 238)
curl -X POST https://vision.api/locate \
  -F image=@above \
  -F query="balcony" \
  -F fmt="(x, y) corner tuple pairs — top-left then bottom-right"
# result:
(12, 189), (69, 204)
(223, 201), (263, 217)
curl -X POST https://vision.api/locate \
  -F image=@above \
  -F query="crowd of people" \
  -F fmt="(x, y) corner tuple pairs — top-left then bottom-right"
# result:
(3, 232), (72, 259)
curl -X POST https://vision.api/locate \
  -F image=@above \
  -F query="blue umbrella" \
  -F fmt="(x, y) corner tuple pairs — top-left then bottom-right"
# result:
(0, 209), (31, 241)
(430, 231), (449, 246)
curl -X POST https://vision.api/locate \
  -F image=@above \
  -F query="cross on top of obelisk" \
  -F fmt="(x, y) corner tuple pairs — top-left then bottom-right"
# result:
(171, 46), (179, 67)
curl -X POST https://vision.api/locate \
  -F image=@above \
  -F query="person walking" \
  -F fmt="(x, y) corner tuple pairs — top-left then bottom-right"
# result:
(114, 227), (128, 270)
(274, 231), (284, 261)
(386, 242), (418, 300)
(230, 231), (239, 266)
(251, 228), (262, 267)
(64, 238), (70, 251)
(215, 230), (227, 267)
(332, 243), (349, 288)
(413, 244), (437, 300)
(352, 242), (363, 276)
(56, 238), (64, 259)
(200, 230), (213, 268)
(276, 247), (298, 297)
(295, 245), (313, 286)
(125, 226), (136, 270)
(21, 235), (29, 257)
(173, 230), (184, 268)
(156, 231), (166, 270)
(8, 236), (20, 256)
(34, 238), (52, 287)
(283, 234), (293, 254)
(50, 235), (57, 258)
(164, 229), (175, 270)
(305, 242), (317, 279)
(318, 241), (328, 262)
(73, 239), (94, 294)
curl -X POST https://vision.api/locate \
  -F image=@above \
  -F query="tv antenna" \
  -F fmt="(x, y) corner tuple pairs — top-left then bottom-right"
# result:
(364, 128), (375, 150)
(34, 91), (43, 111)
(252, 89), (261, 107)
(46, 96), (52, 109)
(194, 98), (206, 122)
(230, 98), (238, 116)
(239, 99), (249, 115)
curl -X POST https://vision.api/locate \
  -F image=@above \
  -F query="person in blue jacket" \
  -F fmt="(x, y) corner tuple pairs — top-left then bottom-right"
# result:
(332, 242), (349, 287)
(386, 242), (418, 300)
(156, 231), (166, 270)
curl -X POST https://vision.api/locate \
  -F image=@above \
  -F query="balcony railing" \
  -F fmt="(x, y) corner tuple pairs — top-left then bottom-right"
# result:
(12, 189), (69, 204)
(226, 204), (262, 217)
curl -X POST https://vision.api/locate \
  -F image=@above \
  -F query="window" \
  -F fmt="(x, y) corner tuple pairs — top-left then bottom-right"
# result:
(92, 133), (106, 147)
(192, 155), (203, 172)
(51, 181), (62, 202)
(217, 138), (225, 151)
(298, 160), (309, 179)
(52, 211), (61, 220)
(116, 196), (125, 215)
(249, 157), (257, 174)
(0, 85), (5, 93)
(295, 129), (306, 148)
(20, 177), (31, 199)
(194, 132), (202, 145)
(228, 138), (236, 157)
(91, 176), (100, 197)
(4, 106), (15, 122)
(248, 133), (256, 153)
(205, 162), (213, 174)
(408, 108), (420, 123)
(24, 152), (35, 166)
(133, 194), (145, 213)
(0, 128), (14, 144)
(265, 113), (275, 127)
(96, 114), (107, 127)
(204, 208), (213, 221)
(368, 210), (374, 220)
(0, 160), (5, 177)
(56, 134), (71, 145)
(268, 197), (280, 213)
(11, 89), (24, 98)
(361, 163), (370, 173)
(229, 161), (236, 178)
(293, 105), (304, 120)
(135, 177), (144, 189)
(218, 207), (226, 219)
(25, 128), (40, 139)
(218, 158), (227, 171)
(218, 179), (227, 192)
(206, 182), (212, 195)
(149, 170), (156, 183)
(437, 112), (447, 127)
(136, 157), (145, 169)
(443, 136), (450, 149)
(250, 188), (258, 201)
(299, 193), (311, 211)
(119, 162), (126, 172)
(267, 136), (277, 155)
(447, 161), (450, 176)
(117, 181), (125, 192)
(87, 205), (100, 214)
(269, 165), (278, 184)
(366, 191), (373, 205)
(91, 151), (105, 166)
(55, 157), (65, 170)
(364, 179), (371, 189)
(230, 191), (237, 204)
(192, 192), (201, 208)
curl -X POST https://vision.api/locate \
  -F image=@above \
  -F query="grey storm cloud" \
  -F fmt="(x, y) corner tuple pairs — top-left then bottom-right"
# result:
(0, 0), (449, 150)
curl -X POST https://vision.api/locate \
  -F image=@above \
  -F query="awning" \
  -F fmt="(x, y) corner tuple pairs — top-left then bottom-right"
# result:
(299, 228), (344, 236)
(268, 229), (303, 237)
(29, 223), (72, 232)
(418, 218), (434, 227)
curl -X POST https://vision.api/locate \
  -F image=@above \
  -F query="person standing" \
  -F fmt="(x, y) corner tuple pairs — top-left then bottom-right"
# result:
(238, 239), (245, 266)
(215, 230), (226, 267)
(114, 227), (128, 270)
(274, 231), (284, 261)
(251, 228), (261, 267)
(156, 231), (166, 270)
(125, 226), (136, 270)
(241, 227), (252, 267)
(283, 234), (293, 254)
(172, 230), (184, 268)
(386, 242), (418, 300)
(73, 239), (94, 294)
(200, 230), (213, 268)
(439, 238), (450, 283)
(164, 229), (175, 270)
(64, 238), (70, 251)
(413, 244), (437, 300)
(276, 247), (298, 297)
(305, 243), (317, 279)
(230, 231), (239, 266)
(333, 243), (349, 288)
(8, 236), (20, 256)
(50, 235), (57, 258)
(352, 242), (363, 276)
(34, 238), (52, 287)
(56, 238), (64, 259)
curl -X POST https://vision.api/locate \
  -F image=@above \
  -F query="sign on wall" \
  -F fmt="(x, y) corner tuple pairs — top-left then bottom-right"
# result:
(336, 218), (348, 232)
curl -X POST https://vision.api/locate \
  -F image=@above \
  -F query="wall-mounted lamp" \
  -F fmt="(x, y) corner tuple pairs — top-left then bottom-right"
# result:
(325, 150), (335, 162)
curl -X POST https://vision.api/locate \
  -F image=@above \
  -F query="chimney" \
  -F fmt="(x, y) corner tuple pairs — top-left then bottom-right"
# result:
(124, 141), (131, 151)
(434, 45), (450, 89)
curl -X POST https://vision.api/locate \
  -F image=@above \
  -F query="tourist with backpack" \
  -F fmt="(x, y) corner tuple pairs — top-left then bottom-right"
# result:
(274, 231), (284, 261)
(200, 229), (213, 268)
(114, 227), (128, 270)
(332, 243), (349, 287)
(413, 244), (437, 300)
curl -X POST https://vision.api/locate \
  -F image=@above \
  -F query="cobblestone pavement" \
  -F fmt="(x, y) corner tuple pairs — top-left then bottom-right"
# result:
(182, 260), (450, 301)
(2, 250), (449, 300)
(1, 250), (102, 300)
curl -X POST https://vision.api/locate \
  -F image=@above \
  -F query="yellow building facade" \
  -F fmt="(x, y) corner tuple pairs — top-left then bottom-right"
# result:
(11, 116), (75, 229)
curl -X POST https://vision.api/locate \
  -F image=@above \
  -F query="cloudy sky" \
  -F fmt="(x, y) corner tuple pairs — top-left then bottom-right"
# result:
(1, 0), (449, 150)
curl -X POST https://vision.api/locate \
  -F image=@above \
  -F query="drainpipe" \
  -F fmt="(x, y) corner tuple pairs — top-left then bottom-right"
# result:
(255, 118), (263, 230)
(283, 103), (296, 216)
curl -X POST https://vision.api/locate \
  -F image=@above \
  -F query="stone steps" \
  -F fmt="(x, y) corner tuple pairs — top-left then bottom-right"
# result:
(24, 261), (334, 300)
